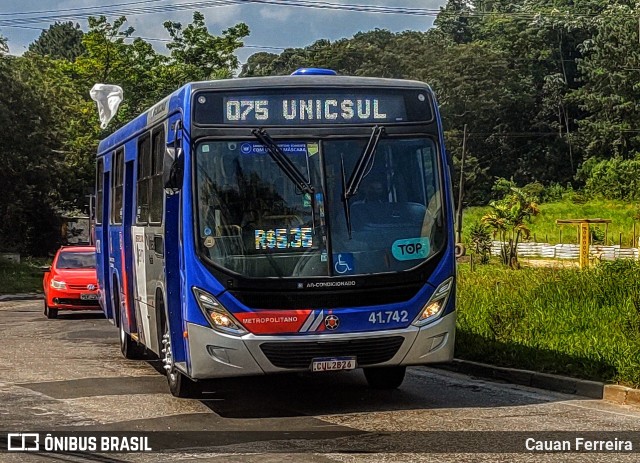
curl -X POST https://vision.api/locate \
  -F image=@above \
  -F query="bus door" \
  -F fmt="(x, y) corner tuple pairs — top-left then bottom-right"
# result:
(123, 158), (136, 330)
(132, 126), (166, 354)
(95, 158), (113, 320)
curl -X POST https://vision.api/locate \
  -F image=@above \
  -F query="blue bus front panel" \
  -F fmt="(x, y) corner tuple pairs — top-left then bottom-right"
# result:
(181, 246), (455, 379)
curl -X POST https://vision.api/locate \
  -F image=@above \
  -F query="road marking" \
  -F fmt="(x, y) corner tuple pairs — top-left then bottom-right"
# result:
(555, 400), (640, 420)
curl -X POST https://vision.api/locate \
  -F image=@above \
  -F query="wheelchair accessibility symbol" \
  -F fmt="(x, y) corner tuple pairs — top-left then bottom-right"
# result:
(334, 253), (354, 275)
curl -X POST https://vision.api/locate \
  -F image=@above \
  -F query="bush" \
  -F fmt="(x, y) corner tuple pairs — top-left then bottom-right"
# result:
(521, 182), (544, 203)
(590, 226), (605, 244)
(491, 177), (516, 200)
(490, 178), (571, 205)
(0, 259), (46, 294)
(583, 157), (640, 201)
(543, 182), (570, 203)
(456, 261), (640, 388)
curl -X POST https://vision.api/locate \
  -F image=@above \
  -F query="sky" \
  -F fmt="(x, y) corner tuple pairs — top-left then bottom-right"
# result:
(0, 0), (446, 63)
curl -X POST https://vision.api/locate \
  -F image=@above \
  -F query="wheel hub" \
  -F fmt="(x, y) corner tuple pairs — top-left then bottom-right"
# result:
(162, 333), (176, 383)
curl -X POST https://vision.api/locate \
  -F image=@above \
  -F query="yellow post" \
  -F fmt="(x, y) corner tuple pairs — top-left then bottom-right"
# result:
(557, 219), (610, 269)
(579, 222), (590, 269)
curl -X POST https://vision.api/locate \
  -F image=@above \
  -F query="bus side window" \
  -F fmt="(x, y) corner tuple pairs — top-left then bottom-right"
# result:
(137, 135), (151, 224)
(96, 158), (104, 225)
(111, 149), (124, 225)
(150, 128), (165, 224)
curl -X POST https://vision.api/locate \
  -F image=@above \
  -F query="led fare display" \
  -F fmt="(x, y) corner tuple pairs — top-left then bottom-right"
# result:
(255, 227), (313, 250)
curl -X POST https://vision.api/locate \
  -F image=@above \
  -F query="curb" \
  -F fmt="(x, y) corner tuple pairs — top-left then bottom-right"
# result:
(0, 293), (43, 302)
(603, 385), (640, 407)
(431, 359), (640, 406)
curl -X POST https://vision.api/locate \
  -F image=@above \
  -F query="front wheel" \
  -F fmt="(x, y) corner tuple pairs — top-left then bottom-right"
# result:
(364, 366), (406, 389)
(162, 327), (198, 398)
(44, 301), (58, 319)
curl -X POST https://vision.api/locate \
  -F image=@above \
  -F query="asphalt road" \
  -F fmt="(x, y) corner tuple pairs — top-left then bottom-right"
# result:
(1, 299), (640, 463)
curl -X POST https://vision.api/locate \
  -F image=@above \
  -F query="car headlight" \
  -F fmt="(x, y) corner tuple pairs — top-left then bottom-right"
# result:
(192, 287), (247, 336)
(50, 279), (67, 290)
(412, 277), (453, 327)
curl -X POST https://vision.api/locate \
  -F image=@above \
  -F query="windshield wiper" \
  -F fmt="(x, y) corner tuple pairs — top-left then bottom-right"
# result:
(343, 125), (385, 201)
(341, 126), (386, 238)
(252, 128), (315, 196)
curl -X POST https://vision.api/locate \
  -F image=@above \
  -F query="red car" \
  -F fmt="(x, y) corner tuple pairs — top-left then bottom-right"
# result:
(43, 246), (99, 319)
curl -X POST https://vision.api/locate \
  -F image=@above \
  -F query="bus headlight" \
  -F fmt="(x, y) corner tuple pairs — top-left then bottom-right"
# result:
(192, 287), (247, 336)
(51, 279), (67, 290)
(412, 277), (453, 327)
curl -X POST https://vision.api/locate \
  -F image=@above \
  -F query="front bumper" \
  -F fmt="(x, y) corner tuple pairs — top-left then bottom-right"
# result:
(187, 311), (455, 379)
(47, 288), (100, 310)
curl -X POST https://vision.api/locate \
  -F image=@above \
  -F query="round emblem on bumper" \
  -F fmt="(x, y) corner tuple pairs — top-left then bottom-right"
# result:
(324, 315), (340, 330)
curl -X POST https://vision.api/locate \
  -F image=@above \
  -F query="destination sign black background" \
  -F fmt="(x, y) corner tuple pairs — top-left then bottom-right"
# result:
(193, 88), (433, 126)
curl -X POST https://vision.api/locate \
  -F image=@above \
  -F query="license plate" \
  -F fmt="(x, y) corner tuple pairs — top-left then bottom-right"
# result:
(311, 357), (356, 372)
(81, 293), (98, 300)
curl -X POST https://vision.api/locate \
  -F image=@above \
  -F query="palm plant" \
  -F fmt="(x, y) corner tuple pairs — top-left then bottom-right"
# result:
(469, 221), (492, 264)
(482, 187), (540, 268)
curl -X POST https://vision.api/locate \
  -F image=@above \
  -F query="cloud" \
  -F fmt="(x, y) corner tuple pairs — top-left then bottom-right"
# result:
(1, 0), (445, 57)
(259, 6), (292, 22)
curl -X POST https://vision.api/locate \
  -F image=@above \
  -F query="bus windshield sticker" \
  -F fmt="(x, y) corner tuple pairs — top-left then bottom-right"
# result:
(204, 236), (215, 248)
(240, 142), (308, 156)
(255, 227), (313, 250)
(204, 227), (212, 236)
(333, 253), (355, 275)
(308, 143), (319, 156)
(392, 238), (430, 261)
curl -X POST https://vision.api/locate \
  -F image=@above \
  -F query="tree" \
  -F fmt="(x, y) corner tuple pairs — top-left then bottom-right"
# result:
(482, 187), (540, 268)
(0, 53), (81, 255)
(574, 4), (640, 160)
(240, 51), (280, 77)
(433, 0), (477, 44)
(164, 11), (249, 82)
(28, 22), (85, 61)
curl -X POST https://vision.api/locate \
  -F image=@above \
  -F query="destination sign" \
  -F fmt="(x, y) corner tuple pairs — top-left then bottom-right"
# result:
(223, 95), (405, 125)
(193, 89), (432, 126)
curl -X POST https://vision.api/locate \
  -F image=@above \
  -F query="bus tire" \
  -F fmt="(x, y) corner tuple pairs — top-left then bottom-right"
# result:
(160, 302), (198, 398)
(363, 366), (406, 389)
(167, 367), (198, 399)
(163, 325), (198, 398)
(115, 284), (145, 360)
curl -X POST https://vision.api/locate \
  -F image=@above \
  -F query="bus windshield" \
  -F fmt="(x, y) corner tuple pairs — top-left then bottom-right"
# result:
(195, 138), (444, 278)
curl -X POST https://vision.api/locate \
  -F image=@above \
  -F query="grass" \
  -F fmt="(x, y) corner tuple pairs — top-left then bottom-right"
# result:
(463, 199), (640, 246)
(0, 258), (48, 295)
(456, 260), (640, 388)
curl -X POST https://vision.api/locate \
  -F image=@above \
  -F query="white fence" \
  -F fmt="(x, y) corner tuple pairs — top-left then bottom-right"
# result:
(490, 241), (640, 260)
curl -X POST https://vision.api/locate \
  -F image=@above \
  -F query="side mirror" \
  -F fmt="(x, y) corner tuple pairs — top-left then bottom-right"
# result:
(164, 146), (184, 194)
(41, 266), (51, 274)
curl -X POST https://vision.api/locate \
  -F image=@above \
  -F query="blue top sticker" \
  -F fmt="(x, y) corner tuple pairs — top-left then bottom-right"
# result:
(392, 238), (430, 261)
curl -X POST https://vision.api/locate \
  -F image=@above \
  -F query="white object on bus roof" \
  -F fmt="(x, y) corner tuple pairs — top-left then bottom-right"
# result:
(90, 84), (124, 129)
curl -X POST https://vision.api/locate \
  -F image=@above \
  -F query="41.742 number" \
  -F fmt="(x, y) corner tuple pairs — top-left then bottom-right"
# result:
(368, 310), (409, 324)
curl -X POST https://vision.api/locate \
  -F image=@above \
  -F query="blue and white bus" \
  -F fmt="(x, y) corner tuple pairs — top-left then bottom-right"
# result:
(95, 69), (456, 397)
